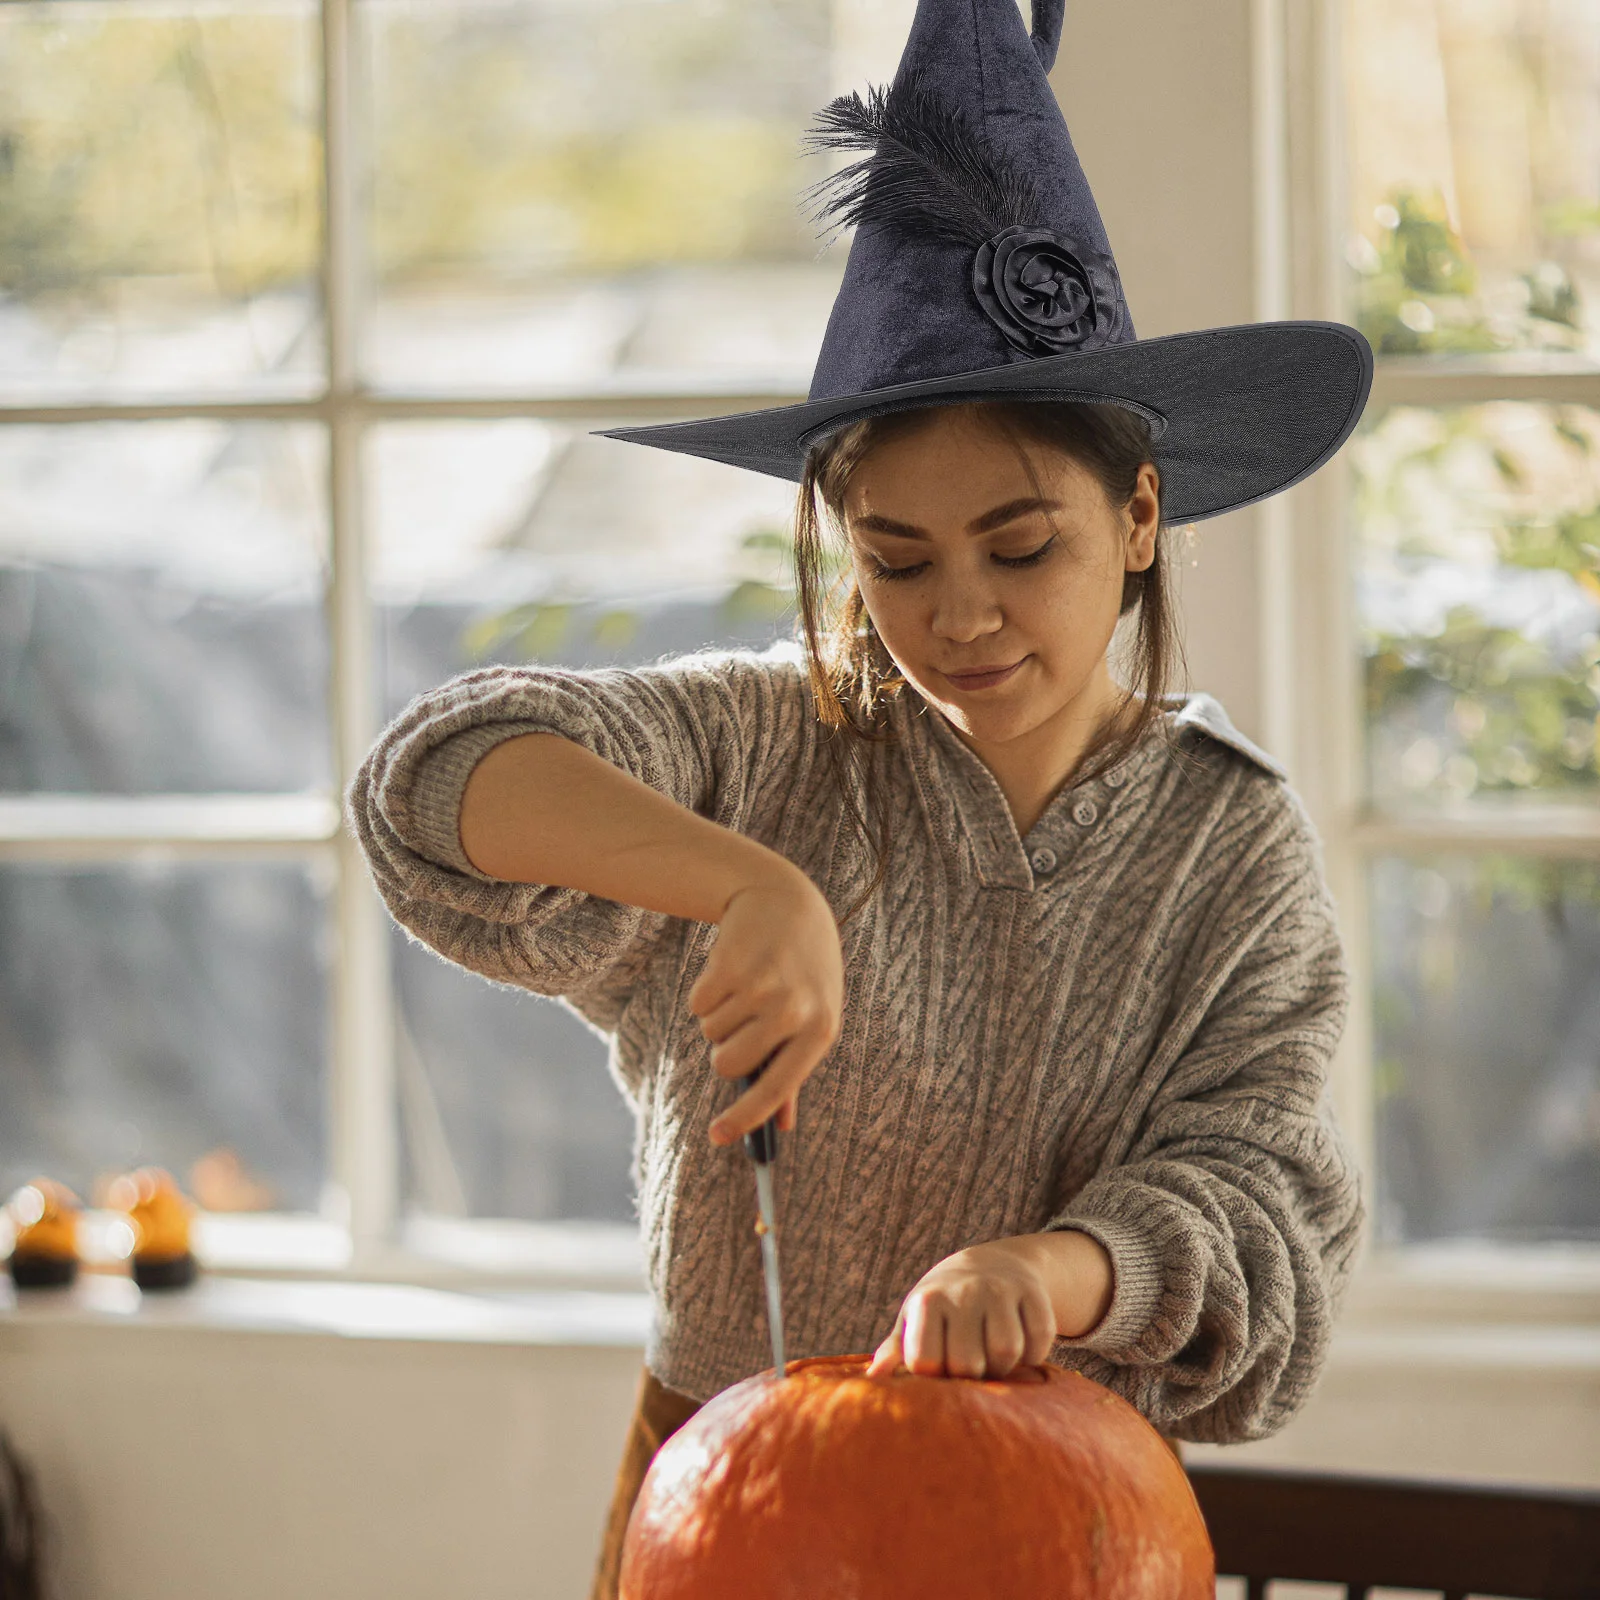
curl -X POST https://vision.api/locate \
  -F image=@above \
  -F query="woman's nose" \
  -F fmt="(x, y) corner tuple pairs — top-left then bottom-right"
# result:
(930, 576), (1004, 642)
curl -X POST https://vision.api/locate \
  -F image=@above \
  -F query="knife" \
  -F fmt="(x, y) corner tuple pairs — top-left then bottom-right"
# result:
(739, 1057), (788, 1380)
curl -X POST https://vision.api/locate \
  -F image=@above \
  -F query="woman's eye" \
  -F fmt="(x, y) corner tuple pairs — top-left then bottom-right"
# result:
(993, 536), (1057, 568)
(868, 558), (927, 582)
(865, 534), (1055, 582)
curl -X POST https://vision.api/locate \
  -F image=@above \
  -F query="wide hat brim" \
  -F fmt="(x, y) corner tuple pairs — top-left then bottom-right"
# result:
(593, 318), (1373, 526)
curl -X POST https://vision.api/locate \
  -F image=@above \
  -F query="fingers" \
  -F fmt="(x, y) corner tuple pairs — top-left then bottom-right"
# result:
(979, 1307), (1028, 1379)
(865, 1315), (905, 1379)
(690, 961), (834, 1092)
(695, 976), (834, 1077)
(881, 1288), (1044, 1380)
(684, 962), (730, 1020)
(708, 1035), (811, 1146)
(1019, 1289), (1057, 1366)
(901, 1295), (946, 1377)
(692, 989), (756, 1046)
(943, 1301), (988, 1380)
(705, 1010), (804, 1083)
(690, 870), (844, 1149)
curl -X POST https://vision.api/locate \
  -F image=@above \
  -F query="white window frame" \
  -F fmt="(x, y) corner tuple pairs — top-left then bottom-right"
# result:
(3, 0), (1598, 1322)
(0, 0), (808, 1288)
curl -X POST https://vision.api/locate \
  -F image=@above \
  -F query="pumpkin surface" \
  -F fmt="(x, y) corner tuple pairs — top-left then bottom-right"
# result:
(619, 1354), (1214, 1600)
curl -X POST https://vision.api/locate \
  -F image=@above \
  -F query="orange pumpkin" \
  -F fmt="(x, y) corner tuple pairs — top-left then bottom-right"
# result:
(620, 1354), (1213, 1600)
(107, 1167), (198, 1290)
(5, 1179), (82, 1288)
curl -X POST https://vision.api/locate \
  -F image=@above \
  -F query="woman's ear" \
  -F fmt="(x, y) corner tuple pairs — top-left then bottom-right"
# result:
(1124, 518), (1157, 573)
(1123, 463), (1160, 573)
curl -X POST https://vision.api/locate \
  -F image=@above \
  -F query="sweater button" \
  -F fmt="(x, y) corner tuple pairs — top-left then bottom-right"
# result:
(1073, 799), (1099, 826)
(1029, 846), (1058, 876)
(1104, 769), (1126, 789)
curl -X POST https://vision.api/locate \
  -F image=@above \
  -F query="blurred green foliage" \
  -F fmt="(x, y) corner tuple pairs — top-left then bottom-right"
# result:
(1359, 395), (1600, 916)
(1366, 609), (1600, 796)
(461, 523), (808, 664)
(0, 0), (826, 299)
(1348, 183), (1589, 357)
(0, 12), (320, 296)
(368, 0), (826, 279)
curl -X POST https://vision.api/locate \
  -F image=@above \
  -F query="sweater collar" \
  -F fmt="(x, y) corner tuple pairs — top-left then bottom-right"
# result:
(1163, 691), (1287, 780)
(892, 688), (1284, 889)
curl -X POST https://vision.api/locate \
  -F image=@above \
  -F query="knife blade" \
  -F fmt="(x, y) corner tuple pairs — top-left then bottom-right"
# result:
(739, 1059), (787, 1380)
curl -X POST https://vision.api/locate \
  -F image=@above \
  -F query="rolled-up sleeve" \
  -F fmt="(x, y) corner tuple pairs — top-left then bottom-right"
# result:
(344, 645), (804, 1033)
(1042, 796), (1367, 1444)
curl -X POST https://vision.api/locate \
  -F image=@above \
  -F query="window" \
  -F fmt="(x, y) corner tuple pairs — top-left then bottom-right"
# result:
(1340, 0), (1600, 1250)
(0, 0), (855, 1265)
(11, 0), (1593, 1287)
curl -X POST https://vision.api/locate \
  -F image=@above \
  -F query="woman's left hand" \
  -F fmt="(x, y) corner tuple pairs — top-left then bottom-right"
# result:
(865, 1231), (1114, 1381)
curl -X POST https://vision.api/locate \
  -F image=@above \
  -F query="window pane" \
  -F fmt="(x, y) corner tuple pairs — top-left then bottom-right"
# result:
(371, 418), (797, 1221)
(370, 419), (796, 718)
(0, 422), (331, 794)
(1343, 0), (1600, 359)
(361, 0), (844, 391)
(1372, 853), (1600, 1244)
(1354, 402), (1600, 808)
(0, 0), (323, 401)
(394, 931), (632, 1222)
(0, 859), (330, 1212)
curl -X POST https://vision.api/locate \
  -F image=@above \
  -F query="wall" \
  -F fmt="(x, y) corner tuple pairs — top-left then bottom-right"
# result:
(0, 1313), (643, 1600)
(1056, 0), (1269, 745)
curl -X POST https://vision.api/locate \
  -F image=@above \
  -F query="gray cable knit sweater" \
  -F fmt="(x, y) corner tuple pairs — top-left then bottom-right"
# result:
(348, 640), (1366, 1442)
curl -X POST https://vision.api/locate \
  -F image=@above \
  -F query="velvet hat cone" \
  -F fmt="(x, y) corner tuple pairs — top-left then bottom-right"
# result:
(592, 0), (1373, 525)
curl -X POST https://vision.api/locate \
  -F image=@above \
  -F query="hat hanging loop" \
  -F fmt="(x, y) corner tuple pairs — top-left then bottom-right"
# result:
(1029, 0), (1066, 73)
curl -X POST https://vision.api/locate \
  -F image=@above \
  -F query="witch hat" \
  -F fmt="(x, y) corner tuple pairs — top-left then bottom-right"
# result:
(592, 0), (1373, 525)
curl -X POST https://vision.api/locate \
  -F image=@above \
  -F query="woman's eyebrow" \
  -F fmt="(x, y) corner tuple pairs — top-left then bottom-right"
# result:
(851, 496), (1061, 541)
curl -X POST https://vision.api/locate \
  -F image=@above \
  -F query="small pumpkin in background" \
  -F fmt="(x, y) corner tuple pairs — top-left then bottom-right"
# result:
(107, 1167), (198, 1291)
(4, 1180), (81, 1289)
(620, 1354), (1213, 1600)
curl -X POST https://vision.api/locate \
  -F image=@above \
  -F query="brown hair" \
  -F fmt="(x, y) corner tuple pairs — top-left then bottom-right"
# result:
(791, 398), (1187, 922)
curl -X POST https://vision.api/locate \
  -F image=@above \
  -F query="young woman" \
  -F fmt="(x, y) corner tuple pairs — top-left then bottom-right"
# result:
(348, 396), (1366, 1599)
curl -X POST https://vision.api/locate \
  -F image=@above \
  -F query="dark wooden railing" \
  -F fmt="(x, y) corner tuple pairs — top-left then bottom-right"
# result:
(1186, 1463), (1600, 1600)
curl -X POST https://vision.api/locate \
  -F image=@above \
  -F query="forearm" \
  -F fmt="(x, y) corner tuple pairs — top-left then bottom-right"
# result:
(458, 731), (800, 924)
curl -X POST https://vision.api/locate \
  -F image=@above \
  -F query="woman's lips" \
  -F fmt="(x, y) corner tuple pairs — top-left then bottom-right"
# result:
(940, 658), (1026, 691)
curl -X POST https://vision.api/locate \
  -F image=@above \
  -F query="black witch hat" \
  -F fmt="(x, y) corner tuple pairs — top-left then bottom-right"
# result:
(592, 0), (1373, 525)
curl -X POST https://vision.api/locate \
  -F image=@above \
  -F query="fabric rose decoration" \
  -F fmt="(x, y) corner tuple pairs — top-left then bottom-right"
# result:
(971, 225), (1123, 356)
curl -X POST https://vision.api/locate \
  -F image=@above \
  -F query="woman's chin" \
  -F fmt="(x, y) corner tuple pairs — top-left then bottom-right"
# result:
(932, 700), (1043, 747)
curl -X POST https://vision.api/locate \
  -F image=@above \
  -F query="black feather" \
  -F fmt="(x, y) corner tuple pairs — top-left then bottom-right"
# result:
(797, 61), (1044, 248)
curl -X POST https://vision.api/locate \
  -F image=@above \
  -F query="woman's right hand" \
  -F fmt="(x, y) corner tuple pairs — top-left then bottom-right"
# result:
(688, 863), (844, 1147)
(458, 732), (840, 1144)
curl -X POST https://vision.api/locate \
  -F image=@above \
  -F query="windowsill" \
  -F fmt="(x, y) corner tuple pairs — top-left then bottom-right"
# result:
(57, 1210), (649, 1294)
(1344, 1240), (1600, 1326)
(5, 1270), (1597, 1378)
(0, 791), (341, 846)
(0, 1271), (651, 1349)
(1327, 1319), (1600, 1372)
(12, 1219), (1594, 1361)
(192, 1218), (1600, 1315)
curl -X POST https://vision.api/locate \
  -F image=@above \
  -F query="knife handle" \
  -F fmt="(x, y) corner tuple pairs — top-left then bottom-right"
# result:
(739, 1053), (781, 1166)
